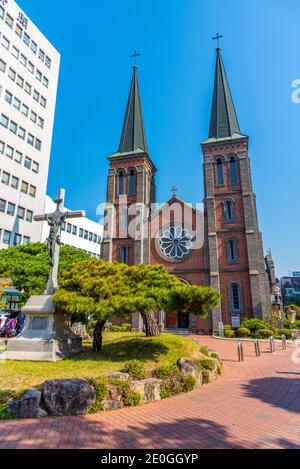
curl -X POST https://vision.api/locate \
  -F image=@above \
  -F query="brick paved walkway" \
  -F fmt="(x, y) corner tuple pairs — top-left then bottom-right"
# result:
(0, 336), (299, 449)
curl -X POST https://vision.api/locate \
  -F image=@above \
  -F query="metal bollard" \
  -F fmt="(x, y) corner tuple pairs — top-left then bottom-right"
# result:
(254, 339), (260, 357)
(292, 331), (298, 347)
(237, 341), (244, 362)
(270, 336), (275, 353)
(281, 334), (287, 350)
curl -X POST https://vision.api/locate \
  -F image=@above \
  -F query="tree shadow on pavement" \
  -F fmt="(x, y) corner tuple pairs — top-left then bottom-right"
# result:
(0, 415), (245, 449)
(241, 377), (300, 413)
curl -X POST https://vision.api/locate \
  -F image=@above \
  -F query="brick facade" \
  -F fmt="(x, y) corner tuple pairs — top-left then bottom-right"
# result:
(101, 56), (272, 333)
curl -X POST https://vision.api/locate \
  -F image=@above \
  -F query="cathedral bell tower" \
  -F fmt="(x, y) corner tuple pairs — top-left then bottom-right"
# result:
(101, 65), (157, 265)
(202, 48), (272, 330)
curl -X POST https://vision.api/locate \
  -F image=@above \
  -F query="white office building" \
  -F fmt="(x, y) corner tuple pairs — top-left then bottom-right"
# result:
(41, 195), (103, 259)
(0, 0), (60, 248)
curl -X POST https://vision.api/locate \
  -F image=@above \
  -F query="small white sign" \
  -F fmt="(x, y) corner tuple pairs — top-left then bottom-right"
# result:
(231, 316), (241, 328)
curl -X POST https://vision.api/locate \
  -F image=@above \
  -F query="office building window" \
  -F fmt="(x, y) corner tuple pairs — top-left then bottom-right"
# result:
(0, 59), (6, 73)
(18, 127), (25, 140)
(11, 176), (19, 189)
(8, 68), (16, 81)
(21, 181), (28, 194)
(7, 202), (15, 216)
(23, 32), (30, 46)
(31, 40), (37, 54)
(24, 157), (31, 169)
(15, 151), (22, 164)
(0, 199), (6, 212)
(2, 171), (10, 185)
(6, 145), (13, 158)
(29, 185), (36, 197)
(0, 114), (9, 128)
(15, 24), (23, 38)
(12, 46), (19, 59)
(26, 210), (33, 223)
(17, 206), (25, 219)
(5, 90), (12, 104)
(13, 233), (22, 246)
(23, 236), (30, 245)
(9, 121), (17, 134)
(5, 14), (14, 29)
(3, 230), (11, 244)
(2, 36), (10, 50)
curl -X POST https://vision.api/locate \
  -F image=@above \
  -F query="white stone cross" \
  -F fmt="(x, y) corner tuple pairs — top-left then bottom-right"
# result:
(34, 188), (86, 295)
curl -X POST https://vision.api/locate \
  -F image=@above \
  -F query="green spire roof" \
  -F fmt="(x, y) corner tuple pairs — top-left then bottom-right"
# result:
(118, 66), (148, 154)
(209, 48), (241, 139)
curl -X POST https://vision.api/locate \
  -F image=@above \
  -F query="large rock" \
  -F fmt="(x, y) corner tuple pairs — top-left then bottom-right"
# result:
(130, 379), (162, 404)
(8, 389), (48, 419)
(107, 372), (130, 381)
(42, 378), (95, 416)
(102, 400), (123, 411)
(108, 384), (123, 402)
(178, 358), (203, 383)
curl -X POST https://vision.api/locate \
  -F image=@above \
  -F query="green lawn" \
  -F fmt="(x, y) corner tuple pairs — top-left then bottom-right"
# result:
(0, 332), (200, 392)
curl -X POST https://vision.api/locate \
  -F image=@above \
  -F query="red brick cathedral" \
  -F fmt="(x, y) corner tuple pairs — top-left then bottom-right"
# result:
(101, 48), (272, 334)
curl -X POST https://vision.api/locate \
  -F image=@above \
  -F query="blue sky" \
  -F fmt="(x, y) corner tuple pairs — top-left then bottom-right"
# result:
(19, 0), (300, 277)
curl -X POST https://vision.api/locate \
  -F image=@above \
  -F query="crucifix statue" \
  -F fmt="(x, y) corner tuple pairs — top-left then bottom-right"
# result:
(34, 189), (86, 295)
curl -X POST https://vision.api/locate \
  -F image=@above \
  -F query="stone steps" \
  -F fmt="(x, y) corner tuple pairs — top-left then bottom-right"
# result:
(164, 329), (191, 336)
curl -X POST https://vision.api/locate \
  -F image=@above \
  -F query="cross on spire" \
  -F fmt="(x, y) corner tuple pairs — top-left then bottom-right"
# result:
(131, 50), (141, 67)
(212, 33), (223, 48)
(171, 186), (178, 197)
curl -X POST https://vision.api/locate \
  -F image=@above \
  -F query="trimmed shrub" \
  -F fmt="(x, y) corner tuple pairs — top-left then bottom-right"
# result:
(292, 320), (300, 330)
(199, 368), (211, 384)
(275, 328), (293, 339)
(88, 376), (108, 413)
(153, 364), (197, 399)
(0, 390), (27, 420)
(199, 345), (210, 357)
(123, 360), (147, 380)
(237, 327), (251, 338)
(216, 362), (223, 375)
(111, 325), (123, 332)
(210, 351), (221, 361)
(242, 319), (268, 333)
(197, 357), (217, 373)
(108, 378), (141, 407)
(153, 365), (178, 380)
(181, 375), (197, 393)
(257, 329), (274, 339)
(224, 329), (235, 338)
(224, 325), (233, 331)
(123, 390), (141, 407)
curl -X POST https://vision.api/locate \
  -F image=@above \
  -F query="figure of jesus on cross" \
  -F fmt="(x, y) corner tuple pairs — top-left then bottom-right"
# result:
(34, 189), (86, 295)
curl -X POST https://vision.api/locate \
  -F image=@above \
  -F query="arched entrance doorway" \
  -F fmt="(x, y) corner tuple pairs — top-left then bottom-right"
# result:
(165, 278), (191, 330)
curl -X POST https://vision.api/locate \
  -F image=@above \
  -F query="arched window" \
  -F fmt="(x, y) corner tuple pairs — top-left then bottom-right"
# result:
(216, 158), (224, 186)
(150, 176), (156, 204)
(128, 169), (136, 196)
(230, 283), (242, 313)
(224, 200), (235, 223)
(227, 239), (238, 263)
(119, 245), (128, 264)
(229, 156), (238, 185)
(118, 170), (125, 196)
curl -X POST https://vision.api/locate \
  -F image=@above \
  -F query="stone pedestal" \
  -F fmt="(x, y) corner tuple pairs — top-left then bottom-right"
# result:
(4, 295), (83, 362)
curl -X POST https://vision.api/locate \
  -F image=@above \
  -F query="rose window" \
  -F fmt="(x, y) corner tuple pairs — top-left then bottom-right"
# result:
(160, 226), (193, 261)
